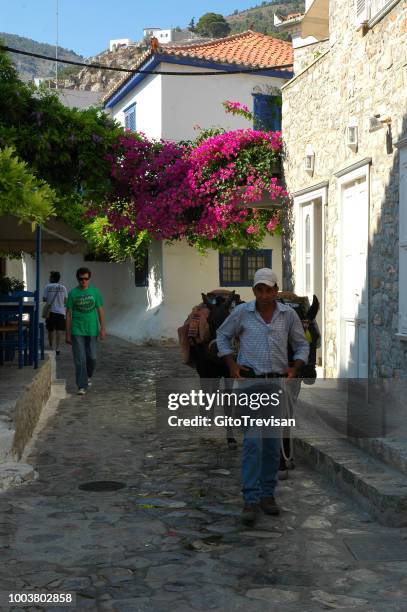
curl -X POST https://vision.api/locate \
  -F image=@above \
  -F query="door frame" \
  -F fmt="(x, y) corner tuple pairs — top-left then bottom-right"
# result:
(336, 162), (370, 378)
(294, 184), (327, 374)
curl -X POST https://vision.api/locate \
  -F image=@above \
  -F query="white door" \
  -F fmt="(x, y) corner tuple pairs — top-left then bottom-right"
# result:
(302, 202), (314, 302)
(298, 198), (323, 366)
(339, 178), (368, 378)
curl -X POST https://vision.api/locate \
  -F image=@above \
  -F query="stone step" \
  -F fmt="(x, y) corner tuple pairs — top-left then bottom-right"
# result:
(351, 437), (407, 476)
(299, 379), (407, 478)
(295, 403), (407, 527)
(303, 392), (407, 477)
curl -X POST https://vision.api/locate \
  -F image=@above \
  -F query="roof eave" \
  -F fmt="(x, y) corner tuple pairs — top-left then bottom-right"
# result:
(104, 54), (293, 109)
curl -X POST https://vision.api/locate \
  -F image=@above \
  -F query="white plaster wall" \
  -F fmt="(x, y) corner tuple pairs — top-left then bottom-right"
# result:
(5, 258), (24, 281)
(109, 38), (131, 51)
(112, 74), (162, 140)
(19, 253), (130, 325)
(109, 234), (282, 343)
(158, 234), (282, 340)
(15, 231), (281, 343)
(156, 30), (172, 42)
(160, 63), (288, 141)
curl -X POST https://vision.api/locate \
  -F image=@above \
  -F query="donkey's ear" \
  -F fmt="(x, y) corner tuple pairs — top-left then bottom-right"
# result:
(226, 290), (236, 305)
(307, 295), (320, 320)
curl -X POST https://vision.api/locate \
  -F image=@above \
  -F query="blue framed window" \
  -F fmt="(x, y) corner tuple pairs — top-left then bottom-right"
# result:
(219, 249), (272, 287)
(252, 94), (281, 131)
(124, 103), (136, 131)
(135, 252), (148, 287)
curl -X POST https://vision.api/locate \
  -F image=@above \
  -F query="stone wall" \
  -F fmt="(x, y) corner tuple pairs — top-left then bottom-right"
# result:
(282, 0), (407, 377)
(293, 39), (330, 74)
(12, 358), (52, 459)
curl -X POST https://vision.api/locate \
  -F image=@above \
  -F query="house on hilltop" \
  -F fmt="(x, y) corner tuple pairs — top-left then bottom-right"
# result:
(279, 0), (407, 378)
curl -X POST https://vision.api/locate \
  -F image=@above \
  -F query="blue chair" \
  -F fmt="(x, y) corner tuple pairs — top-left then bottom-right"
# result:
(0, 293), (36, 368)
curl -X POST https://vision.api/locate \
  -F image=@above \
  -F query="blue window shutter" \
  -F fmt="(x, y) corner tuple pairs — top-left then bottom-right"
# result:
(252, 94), (281, 131)
(124, 104), (136, 131)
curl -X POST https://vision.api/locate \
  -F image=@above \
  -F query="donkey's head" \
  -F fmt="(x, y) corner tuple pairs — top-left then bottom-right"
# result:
(201, 290), (238, 340)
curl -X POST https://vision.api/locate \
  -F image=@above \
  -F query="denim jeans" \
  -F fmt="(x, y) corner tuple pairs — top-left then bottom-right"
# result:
(241, 426), (281, 504)
(239, 379), (282, 504)
(71, 335), (97, 390)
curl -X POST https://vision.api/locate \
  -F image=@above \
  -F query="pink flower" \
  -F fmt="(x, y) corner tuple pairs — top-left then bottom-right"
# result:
(266, 218), (279, 232)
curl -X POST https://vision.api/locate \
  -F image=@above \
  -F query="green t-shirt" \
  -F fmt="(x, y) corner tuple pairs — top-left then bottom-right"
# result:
(66, 285), (103, 336)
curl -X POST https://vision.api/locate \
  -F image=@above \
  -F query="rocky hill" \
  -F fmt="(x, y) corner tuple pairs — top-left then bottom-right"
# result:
(0, 32), (84, 81)
(59, 45), (146, 92)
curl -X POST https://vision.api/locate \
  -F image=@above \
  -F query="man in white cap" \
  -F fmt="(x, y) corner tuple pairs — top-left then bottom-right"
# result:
(216, 268), (309, 526)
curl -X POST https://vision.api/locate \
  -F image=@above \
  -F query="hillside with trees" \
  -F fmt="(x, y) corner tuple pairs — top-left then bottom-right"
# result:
(225, 0), (304, 38)
(0, 32), (84, 81)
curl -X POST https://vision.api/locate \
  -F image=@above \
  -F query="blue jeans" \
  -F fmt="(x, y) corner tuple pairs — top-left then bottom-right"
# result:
(241, 426), (281, 504)
(71, 335), (97, 390)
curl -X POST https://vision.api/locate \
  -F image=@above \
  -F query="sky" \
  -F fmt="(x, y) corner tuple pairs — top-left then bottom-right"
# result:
(0, 0), (255, 57)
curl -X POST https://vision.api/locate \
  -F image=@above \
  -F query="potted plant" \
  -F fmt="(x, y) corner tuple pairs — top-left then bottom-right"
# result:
(0, 276), (25, 295)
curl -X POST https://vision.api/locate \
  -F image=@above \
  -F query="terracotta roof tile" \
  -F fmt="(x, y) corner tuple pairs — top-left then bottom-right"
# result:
(103, 31), (293, 104)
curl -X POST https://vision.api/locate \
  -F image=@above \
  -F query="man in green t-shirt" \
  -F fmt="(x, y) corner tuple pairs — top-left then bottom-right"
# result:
(66, 267), (106, 395)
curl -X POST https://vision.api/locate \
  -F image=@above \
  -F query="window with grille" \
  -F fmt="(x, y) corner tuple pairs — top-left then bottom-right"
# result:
(124, 104), (136, 131)
(219, 250), (272, 287)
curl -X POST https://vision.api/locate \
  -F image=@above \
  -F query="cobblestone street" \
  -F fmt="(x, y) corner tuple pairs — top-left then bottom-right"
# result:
(1, 336), (407, 611)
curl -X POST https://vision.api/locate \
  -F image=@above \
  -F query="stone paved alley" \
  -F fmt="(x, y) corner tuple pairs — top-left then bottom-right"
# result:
(2, 337), (407, 611)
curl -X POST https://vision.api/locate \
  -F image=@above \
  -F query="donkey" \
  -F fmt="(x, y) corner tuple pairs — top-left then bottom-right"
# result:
(187, 290), (243, 449)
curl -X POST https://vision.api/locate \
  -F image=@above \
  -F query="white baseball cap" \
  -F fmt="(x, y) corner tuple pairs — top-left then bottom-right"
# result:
(253, 268), (279, 288)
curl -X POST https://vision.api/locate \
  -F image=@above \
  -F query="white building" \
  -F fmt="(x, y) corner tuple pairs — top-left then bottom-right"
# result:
(280, 0), (407, 378)
(99, 31), (294, 343)
(109, 38), (132, 52)
(4, 31), (293, 345)
(142, 27), (198, 44)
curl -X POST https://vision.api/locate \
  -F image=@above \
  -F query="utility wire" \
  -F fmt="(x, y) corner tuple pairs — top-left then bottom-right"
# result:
(0, 44), (293, 76)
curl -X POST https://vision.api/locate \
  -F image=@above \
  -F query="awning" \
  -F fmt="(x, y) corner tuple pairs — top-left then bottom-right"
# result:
(0, 214), (88, 369)
(0, 214), (88, 253)
(301, 0), (329, 39)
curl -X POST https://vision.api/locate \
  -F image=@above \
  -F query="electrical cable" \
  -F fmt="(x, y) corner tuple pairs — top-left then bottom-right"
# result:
(0, 44), (293, 76)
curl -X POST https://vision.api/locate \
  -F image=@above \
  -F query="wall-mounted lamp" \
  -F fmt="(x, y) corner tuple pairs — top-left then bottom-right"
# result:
(346, 118), (358, 151)
(304, 145), (315, 176)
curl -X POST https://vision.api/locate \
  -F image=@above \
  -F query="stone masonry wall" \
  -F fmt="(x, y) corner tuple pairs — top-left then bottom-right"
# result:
(12, 357), (52, 459)
(293, 39), (330, 74)
(282, 0), (407, 377)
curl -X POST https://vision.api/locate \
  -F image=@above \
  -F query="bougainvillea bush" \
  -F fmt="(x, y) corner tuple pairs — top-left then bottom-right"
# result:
(0, 45), (288, 260)
(99, 126), (287, 256)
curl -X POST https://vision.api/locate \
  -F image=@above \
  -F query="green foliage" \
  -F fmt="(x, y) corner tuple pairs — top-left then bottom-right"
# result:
(189, 210), (281, 254)
(193, 126), (226, 145)
(0, 147), (55, 224)
(226, 0), (304, 38)
(0, 46), (123, 222)
(196, 13), (231, 38)
(82, 216), (151, 264)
